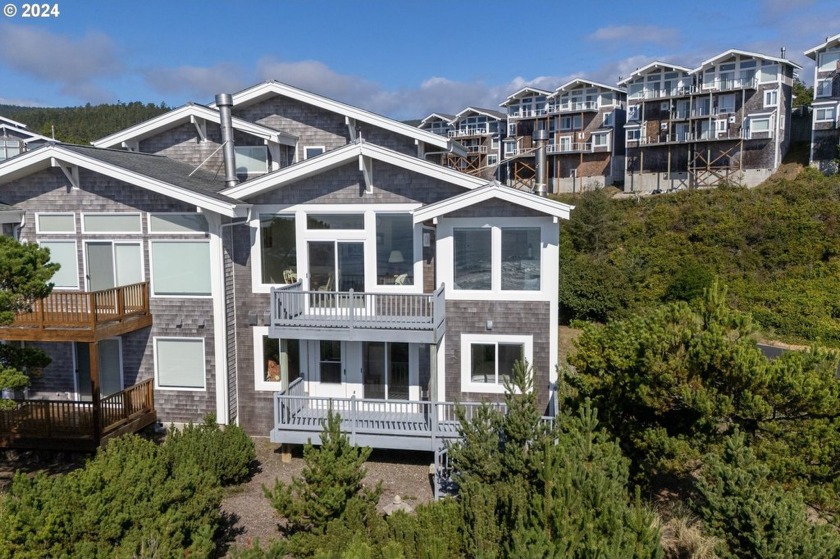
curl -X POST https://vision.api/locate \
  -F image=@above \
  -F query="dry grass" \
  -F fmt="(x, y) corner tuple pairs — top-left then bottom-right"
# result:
(659, 515), (720, 559)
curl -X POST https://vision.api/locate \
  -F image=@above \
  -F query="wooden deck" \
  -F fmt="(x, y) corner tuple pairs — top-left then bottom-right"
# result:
(271, 379), (506, 451)
(0, 379), (157, 451)
(0, 282), (152, 342)
(270, 282), (445, 343)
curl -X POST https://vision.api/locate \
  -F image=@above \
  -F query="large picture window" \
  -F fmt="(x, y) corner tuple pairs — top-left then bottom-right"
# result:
(235, 146), (268, 175)
(40, 240), (78, 288)
(461, 334), (532, 394)
(501, 228), (541, 291)
(150, 241), (211, 296)
(155, 338), (205, 391)
(376, 214), (413, 285)
(260, 215), (297, 284)
(454, 228), (491, 290)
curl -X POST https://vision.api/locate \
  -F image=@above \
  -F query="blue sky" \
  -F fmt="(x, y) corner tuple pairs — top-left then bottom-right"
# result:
(1, 0), (838, 119)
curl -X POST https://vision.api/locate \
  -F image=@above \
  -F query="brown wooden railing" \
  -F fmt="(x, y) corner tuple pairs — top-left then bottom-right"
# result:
(10, 282), (150, 330)
(0, 379), (155, 448)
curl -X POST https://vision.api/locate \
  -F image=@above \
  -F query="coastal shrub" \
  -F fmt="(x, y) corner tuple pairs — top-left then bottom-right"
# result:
(0, 434), (221, 559)
(166, 413), (256, 486)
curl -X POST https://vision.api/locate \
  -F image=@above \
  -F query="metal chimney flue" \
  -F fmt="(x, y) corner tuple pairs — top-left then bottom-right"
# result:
(780, 47), (786, 59)
(533, 129), (549, 197)
(215, 93), (238, 187)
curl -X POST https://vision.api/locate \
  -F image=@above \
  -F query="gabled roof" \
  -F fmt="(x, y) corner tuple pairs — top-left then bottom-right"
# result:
(617, 61), (693, 85)
(413, 181), (573, 224)
(419, 113), (456, 126)
(0, 124), (55, 144)
(551, 79), (626, 96)
(0, 144), (245, 217)
(221, 139), (487, 200)
(500, 87), (554, 106)
(452, 107), (507, 121)
(92, 103), (298, 149)
(805, 33), (840, 60)
(693, 49), (802, 72)
(211, 80), (461, 154)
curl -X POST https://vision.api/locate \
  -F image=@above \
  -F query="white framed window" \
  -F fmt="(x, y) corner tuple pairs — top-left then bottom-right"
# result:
(626, 128), (641, 141)
(304, 146), (325, 160)
(818, 50), (840, 73)
(84, 241), (143, 291)
(0, 140), (21, 161)
(154, 337), (206, 391)
(816, 79), (833, 98)
(763, 89), (778, 108)
(150, 240), (211, 296)
(748, 116), (772, 138)
(717, 94), (736, 114)
(504, 140), (516, 156)
(39, 240), (78, 289)
(592, 132), (610, 148)
(491, 137), (499, 150)
(81, 213), (142, 234)
(602, 111), (613, 127)
(252, 327), (301, 391)
(815, 107), (837, 122)
(454, 228), (491, 290)
(148, 213), (209, 234)
(760, 62), (779, 83)
(560, 115), (582, 130)
(36, 213), (75, 234)
(460, 334), (533, 394)
(487, 154), (498, 166)
(234, 146), (268, 175)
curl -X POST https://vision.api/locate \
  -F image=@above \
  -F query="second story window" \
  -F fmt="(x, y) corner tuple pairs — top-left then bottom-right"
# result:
(235, 146), (268, 175)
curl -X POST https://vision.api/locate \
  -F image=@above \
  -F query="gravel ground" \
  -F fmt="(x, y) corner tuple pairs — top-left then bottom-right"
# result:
(219, 437), (435, 552)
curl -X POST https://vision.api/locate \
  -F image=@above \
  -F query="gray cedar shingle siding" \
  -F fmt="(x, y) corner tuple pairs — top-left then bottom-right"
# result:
(1, 167), (218, 422)
(444, 300), (552, 412)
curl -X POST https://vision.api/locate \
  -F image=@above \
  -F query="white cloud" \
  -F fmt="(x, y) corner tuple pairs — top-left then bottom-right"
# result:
(0, 24), (121, 102)
(143, 63), (250, 103)
(588, 25), (679, 47)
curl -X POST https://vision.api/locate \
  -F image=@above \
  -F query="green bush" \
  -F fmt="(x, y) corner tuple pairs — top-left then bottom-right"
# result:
(166, 414), (256, 486)
(0, 434), (221, 559)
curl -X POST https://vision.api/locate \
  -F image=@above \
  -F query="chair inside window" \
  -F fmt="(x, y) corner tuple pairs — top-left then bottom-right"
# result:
(394, 273), (408, 286)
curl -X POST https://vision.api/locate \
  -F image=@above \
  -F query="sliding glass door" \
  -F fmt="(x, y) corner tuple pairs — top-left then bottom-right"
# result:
(307, 241), (364, 292)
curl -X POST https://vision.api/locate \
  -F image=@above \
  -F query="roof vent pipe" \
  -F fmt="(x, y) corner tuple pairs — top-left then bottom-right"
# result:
(780, 47), (786, 59)
(533, 129), (549, 197)
(215, 93), (238, 187)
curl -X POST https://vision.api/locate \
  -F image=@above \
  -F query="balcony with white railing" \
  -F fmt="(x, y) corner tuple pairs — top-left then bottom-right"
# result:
(465, 145), (489, 154)
(448, 127), (496, 138)
(627, 129), (760, 147)
(270, 282), (446, 344)
(548, 101), (599, 114)
(507, 107), (549, 119)
(701, 77), (759, 93)
(546, 142), (592, 154)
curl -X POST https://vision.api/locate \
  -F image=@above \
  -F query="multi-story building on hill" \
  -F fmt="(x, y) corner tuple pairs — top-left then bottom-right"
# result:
(805, 34), (840, 173)
(622, 50), (800, 191)
(0, 82), (570, 453)
(0, 115), (55, 162)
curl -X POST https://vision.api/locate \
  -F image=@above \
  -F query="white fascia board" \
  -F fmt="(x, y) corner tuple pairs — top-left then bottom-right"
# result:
(413, 184), (573, 224)
(0, 115), (27, 128)
(555, 79), (627, 94)
(0, 125), (54, 144)
(219, 81), (452, 151)
(420, 113), (455, 126)
(223, 141), (486, 200)
(0, 147), (244, 218)
(500, 87), (554, 106)
(453, 107), (505, 121)
(693, 49), (803, 73)
(804, 34), (840, 60)
(617, 62), (693, 85)
(93, 104), (297, 148)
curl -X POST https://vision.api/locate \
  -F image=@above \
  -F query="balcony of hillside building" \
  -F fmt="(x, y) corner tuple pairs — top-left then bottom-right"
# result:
(448, 127), (497, 138)
(465, 145), (489, 154)
(0, 282), (152, 342)
(507, 107), (550, 119)
(627, 128), (770, 147)
(269, 281), (446, 344)
(548, 101), (600, 114)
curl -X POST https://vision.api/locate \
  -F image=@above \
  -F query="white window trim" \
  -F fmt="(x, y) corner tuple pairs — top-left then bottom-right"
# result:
(439, 216), (554, 302)
(80, 212), (143, 234)
(35, 212), (75, 234)
(460, 333), (533, 394)
(303, 145), (325, 160)
(82, 240), (144, 291)
(816, 79), (833, 99)
(763, 89), (778, 108)
(147, 212), (209, 235)
(38, 239), (79, 290)
(815, 106), (837, 123)
(149, 239), (212, 298)
(250, 203), (422, 294)
(153, 336), (206, 392)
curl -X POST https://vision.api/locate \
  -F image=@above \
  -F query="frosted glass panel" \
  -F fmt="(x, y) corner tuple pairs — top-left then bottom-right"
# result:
(83, 214), (141, 233)
(151, 241), (211, 296)
(115, 243), (142, 286)
(40, 241), (77, 288)
(38, 214), (75, 233)
(156, 338), (205, 389)
(149, 214), (208, 233)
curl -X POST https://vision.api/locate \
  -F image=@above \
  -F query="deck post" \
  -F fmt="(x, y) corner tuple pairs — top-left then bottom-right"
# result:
(89, 341), (102, 444)
(430, 402), (438, 451)
(350, 394), (357, 446)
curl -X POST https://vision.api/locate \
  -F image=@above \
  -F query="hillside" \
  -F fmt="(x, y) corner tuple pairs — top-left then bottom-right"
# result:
(0, 102), (170, 145)
(555, 167), (840, 346)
